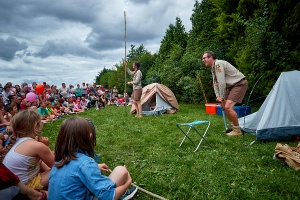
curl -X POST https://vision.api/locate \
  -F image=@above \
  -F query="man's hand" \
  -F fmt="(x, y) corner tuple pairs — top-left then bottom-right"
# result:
(216, 96), (224, 102)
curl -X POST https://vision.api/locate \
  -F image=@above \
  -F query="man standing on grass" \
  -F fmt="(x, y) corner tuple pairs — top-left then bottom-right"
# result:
(202, 50), (248, 136)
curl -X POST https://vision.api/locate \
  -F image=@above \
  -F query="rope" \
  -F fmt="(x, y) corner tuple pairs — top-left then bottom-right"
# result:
(108, 169), (168, 200)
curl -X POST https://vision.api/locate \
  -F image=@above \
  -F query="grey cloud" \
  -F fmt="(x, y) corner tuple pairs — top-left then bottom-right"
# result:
(0, 1), (99, 24)
(128, 0), (151, 4)
(35, 39), (99, 59)
(0, 0), (194, 86)
(0, 37), (28, 61)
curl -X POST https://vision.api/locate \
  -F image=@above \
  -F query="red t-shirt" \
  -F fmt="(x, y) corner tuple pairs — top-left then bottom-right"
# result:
(0, 163), (20, 190)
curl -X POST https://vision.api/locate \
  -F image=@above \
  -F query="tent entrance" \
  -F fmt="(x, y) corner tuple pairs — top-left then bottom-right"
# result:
(142, 93), (171, 111)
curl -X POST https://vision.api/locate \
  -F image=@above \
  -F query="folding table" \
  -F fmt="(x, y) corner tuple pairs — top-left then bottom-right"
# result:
(176, 120), (211, 152)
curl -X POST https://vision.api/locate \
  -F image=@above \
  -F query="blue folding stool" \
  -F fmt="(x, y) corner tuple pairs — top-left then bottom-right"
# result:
(176, 120), (211, 152)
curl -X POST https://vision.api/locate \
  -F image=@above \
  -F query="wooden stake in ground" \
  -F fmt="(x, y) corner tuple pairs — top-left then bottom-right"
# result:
(197, 75), (208, 104)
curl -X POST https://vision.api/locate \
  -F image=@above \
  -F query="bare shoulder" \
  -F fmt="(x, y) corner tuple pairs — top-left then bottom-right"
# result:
(15, 139), (51, 156)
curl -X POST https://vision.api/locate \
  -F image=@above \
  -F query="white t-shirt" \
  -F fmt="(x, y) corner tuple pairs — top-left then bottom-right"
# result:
(59, 87), (68, 98)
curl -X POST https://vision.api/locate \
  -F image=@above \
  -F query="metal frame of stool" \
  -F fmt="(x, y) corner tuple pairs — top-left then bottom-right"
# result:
(176, 120), (211, 152)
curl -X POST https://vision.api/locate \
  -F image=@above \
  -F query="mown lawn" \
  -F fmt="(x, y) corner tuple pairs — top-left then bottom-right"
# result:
(43, 104), (300, 200)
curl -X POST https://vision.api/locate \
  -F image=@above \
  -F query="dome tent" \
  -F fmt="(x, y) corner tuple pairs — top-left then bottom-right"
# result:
(130, 83), (179, 114)
(239, 70), (300, 141)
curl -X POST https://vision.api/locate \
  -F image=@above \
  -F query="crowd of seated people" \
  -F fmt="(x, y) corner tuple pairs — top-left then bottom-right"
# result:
(0, 81), (140, 200)
(0, 81), (133, 144)
(0, 81), (134, 132)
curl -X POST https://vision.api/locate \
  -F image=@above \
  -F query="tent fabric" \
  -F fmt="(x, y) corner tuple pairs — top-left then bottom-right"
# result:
(130, 83), (179, 113)
(239, 70), (300, 141)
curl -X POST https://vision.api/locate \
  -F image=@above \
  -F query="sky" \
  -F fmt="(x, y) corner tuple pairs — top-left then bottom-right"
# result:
(0, 0), (195, 87)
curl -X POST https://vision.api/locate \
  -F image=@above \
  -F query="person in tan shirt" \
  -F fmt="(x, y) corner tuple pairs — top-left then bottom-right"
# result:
(202, 50), (248, 136)
(126, 62), (143, 118)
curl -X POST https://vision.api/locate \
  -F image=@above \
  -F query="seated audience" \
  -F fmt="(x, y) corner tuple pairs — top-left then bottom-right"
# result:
(96, 94), (106, 109)
(4, 104), (18, 123)
(66, 98), (75, 114)
(20, 98), (31, 110)
(2, 85), (13, 105)
(46, 101), (62, 119)
(80, 97), (90, 110)
(38, 101), (55, 123)
(88, 92), (98, 108)
(0, 109), (11, 143)
(73, 100), (85, 113)
(53, 102), (64, 117)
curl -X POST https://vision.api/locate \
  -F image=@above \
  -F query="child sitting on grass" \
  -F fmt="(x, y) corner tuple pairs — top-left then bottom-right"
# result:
(0, 109), (11, 145)
(46, 101), (62, 119)
(38, 101), (55, 123)
(48, 117), (137, 200)
(3, 109), (54, 192)
(1, 135), (45, 199)
(5, 104), (19, 121)
(73, 100), (85, 113)
(53, 102), (64, 117)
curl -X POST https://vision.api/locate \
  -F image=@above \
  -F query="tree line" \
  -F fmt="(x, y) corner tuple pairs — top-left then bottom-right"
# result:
(95, 0), (300, 104)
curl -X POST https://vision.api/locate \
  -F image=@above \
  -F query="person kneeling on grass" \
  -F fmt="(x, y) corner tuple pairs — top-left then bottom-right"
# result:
(48, 117), (137, 200)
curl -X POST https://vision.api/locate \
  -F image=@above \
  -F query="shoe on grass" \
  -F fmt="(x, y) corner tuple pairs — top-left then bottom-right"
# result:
(119, 186), (138, 200)
(227, 126), (242, 136)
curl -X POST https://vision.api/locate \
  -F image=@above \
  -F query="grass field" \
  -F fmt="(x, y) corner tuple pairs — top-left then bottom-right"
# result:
(42, 104), (300, 200)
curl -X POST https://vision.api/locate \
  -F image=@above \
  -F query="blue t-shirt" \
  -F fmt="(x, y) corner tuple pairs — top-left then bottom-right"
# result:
(48, 152), (116, 200)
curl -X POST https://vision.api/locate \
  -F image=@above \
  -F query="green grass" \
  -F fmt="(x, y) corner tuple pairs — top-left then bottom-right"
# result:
(42, 104), (300, 200)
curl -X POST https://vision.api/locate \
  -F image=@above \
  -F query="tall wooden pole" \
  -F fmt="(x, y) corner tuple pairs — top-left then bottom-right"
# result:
(124, 11), (127, 95)
(198, 76), (208, 104)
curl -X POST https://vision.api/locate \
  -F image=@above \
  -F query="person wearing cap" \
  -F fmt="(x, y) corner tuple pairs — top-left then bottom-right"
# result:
(202, 50), (248, 136)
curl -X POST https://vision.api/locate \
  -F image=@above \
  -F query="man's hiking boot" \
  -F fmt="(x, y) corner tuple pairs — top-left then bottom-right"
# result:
(227, 126), (242, 136)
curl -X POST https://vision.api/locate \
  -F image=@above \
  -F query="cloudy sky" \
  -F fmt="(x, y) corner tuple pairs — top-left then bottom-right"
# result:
(0, 0), (195, 87)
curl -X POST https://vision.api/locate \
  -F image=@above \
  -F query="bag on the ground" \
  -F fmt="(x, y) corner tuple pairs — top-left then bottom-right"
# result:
(274, 143), (300, 170)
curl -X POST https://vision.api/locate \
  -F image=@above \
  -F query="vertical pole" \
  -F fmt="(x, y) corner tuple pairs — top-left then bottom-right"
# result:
(124, 11), (127, 96)
(198, 75), (208, 104)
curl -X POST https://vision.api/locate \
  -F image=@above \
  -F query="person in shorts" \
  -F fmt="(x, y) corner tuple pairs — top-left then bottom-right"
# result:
(126, 62), (143, 118)
(202, 50), (248, 136)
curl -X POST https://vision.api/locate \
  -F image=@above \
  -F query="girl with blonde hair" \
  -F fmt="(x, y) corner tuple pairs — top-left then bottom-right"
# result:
(3, 109), (54, 190)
